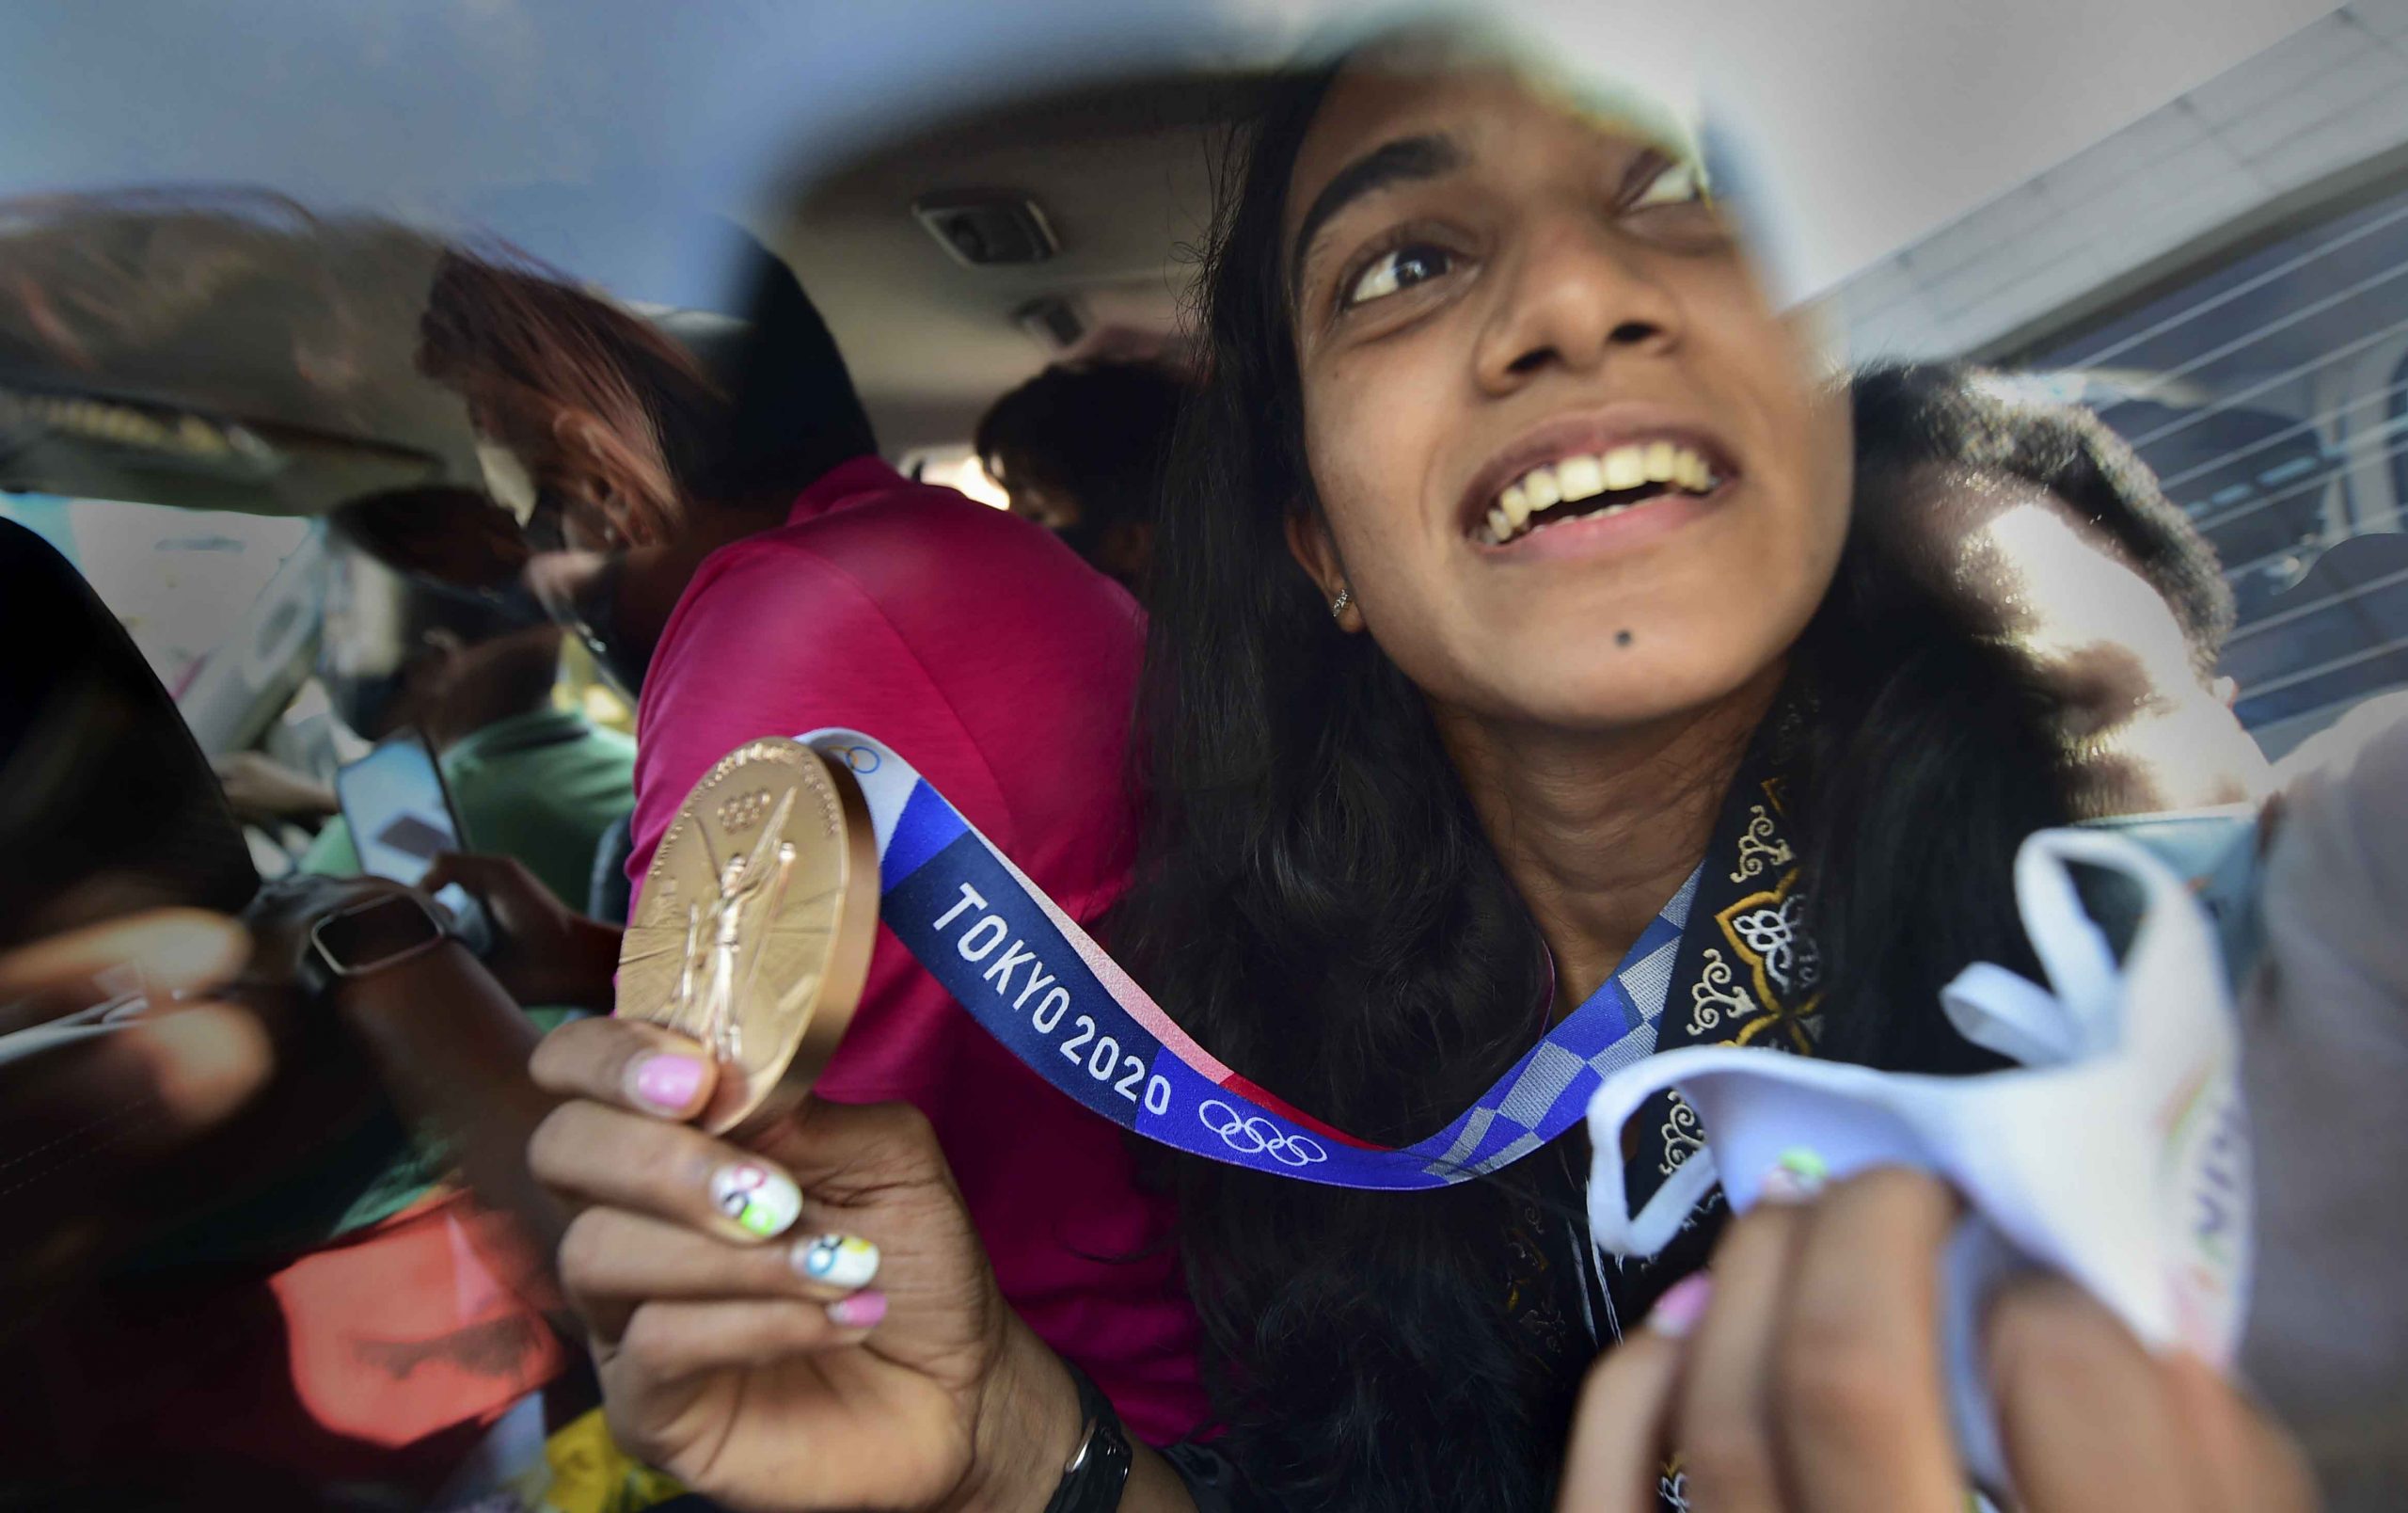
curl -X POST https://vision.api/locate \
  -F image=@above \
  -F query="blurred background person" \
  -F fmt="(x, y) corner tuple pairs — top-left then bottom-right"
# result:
(1850, 360), (2267, 817)
(0, 506), (590, 1509)
(974, 357), (1190, 597)
(0, 205), (669, 1511)
(1854, 359), (2408, 1505)
(302, 516), (635, 913)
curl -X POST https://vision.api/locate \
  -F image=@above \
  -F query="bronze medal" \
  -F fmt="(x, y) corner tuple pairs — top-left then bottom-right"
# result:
(616, 738), (879, 1136)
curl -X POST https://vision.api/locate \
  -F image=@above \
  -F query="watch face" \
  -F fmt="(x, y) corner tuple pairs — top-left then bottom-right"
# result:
(314, 893), (443, 976)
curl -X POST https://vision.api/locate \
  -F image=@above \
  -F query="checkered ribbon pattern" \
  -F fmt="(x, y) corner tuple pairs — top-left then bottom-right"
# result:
(804, 726), (1703, 1190)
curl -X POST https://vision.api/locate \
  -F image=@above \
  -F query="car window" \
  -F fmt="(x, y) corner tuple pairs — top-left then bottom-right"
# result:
(0, 491), (311, 699)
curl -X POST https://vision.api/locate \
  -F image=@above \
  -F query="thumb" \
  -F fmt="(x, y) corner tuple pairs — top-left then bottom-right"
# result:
(2159, 1353), (2317, 1513)
(2, 1001), (276, 1154)
(748, 1098), (952, 1203)
(419, 851), (493, 898)
(0, 911), (251, 1034)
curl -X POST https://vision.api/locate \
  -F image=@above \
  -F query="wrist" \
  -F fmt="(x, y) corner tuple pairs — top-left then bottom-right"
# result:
(958, 1318), (1086, 1513)
(327, 933), (476, 1018)
(567, 914), (626, 1008)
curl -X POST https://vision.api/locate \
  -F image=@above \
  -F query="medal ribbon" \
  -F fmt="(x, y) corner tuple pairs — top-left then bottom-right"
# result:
(801, 729), (1695, 1188)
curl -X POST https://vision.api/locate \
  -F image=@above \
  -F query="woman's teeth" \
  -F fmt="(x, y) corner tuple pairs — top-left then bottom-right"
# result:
(1483, 441), (1721, 545)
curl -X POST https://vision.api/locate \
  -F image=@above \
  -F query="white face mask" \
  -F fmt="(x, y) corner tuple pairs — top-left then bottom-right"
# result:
(474, 439), (540, 526)
(1585, 826), (2250, 1497)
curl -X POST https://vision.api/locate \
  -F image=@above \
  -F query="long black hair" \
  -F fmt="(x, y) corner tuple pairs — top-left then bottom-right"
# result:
(1116, 61), (2065, 1513)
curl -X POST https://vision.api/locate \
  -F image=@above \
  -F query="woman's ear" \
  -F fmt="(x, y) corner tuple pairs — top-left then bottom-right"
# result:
(1283, 510), (1362, 629)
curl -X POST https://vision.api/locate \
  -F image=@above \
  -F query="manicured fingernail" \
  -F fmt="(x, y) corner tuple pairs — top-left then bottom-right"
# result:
(710, 1161), (801, 1238)
(632, 1053), (705, 1113)
(792, 1234), (880, 1289)
(1646, 1272), (1714, 1338)
(1759, 1145), (1829, 1204)
(828, 1290), (887, 1330)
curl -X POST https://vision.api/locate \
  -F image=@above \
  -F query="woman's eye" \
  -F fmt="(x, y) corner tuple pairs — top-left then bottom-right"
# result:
(1626, 156), (1707, 212)
(1345, 244), (1453, 308)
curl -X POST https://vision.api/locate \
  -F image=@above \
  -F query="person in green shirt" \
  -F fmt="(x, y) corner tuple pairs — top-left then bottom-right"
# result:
(303, 534), (634, 911)
(266, 531), (635, 1236)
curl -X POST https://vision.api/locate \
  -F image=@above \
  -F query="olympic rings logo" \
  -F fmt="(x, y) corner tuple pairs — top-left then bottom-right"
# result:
(837, 745), (881, 773)
(1196, 1098), (1328, 1168)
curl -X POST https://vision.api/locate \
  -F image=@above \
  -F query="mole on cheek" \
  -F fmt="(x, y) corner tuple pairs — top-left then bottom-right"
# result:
(1615, 629), (1634, 647)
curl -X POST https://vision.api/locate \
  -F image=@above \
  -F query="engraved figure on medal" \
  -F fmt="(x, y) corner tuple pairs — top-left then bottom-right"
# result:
(681, 784), (801, 1063)
(615, 739), (879, 1135)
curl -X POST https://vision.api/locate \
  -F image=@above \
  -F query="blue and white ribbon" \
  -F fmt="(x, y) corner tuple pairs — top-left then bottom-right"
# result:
(804, 728), (1694, 1189)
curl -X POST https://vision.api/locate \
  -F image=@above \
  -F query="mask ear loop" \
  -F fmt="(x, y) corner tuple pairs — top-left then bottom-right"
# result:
(1582, 1050), (1726, 1257)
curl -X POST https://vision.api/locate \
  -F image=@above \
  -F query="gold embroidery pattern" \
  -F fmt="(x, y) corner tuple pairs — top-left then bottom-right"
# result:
(1728, 804), (1794, 883)
(1686, 948), (1754, 1038)
(1657, 1091), (1704, 1176)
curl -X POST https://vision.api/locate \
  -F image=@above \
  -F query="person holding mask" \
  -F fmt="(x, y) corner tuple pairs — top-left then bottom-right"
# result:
(514, 32), (2312, 1513)
(1850, 360), (2406, 1509)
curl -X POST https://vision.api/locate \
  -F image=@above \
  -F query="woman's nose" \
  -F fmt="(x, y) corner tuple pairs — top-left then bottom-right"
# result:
(1474, 213), (1683, 392)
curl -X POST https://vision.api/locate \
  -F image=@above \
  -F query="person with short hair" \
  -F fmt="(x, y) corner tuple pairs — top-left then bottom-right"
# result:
(1854, 360), (2408, 1507)
(1849, 360), (2267, 816)
(974, 358), (1190, 593)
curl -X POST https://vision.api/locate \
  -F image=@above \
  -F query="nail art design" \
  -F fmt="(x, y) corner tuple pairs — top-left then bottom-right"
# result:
(794, 1234), (880, 1289)
(828, 1290), (888, 1330)
(710, 1161), (801, 1238)
(1759, 1145), (1830, 1203)
(1646, 1272), (1714, 1338)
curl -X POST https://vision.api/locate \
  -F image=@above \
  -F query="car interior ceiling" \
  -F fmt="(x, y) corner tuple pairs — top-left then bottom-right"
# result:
(0, 71), (1239, 518)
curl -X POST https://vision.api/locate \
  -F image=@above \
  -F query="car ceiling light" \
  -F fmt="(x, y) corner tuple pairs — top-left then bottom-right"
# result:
(912, 192), (1059, 266)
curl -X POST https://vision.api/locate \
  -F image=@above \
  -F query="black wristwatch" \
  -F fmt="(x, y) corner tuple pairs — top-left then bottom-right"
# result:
(299, 891), (451, 1000)
(1042, 1360), (1133, 1513)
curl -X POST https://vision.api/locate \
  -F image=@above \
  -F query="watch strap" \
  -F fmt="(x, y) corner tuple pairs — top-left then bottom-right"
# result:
(1042, 1359), (1133, 1513)
(301, 891), (449, 999)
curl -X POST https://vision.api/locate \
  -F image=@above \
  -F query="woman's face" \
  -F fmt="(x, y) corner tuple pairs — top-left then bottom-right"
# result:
(1283, 62), (1851, 733)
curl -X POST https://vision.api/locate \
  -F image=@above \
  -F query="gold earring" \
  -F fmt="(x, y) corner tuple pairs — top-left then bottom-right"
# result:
(1328, 586), (1352, 620)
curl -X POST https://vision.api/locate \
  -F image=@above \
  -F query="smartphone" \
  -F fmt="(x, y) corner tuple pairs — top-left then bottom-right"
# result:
(333, 731), (492, 955)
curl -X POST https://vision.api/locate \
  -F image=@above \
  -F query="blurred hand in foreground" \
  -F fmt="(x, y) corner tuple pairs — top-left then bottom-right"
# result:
(1557, 1168), (2315, 1512)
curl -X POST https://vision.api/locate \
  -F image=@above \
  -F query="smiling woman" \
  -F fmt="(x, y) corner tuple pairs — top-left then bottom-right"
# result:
(512, 24), (2311, 1513)
(1108, 27), (2296, 1513)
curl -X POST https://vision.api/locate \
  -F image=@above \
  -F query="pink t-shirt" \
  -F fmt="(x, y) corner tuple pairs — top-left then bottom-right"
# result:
(628, 457), (1204, 1443)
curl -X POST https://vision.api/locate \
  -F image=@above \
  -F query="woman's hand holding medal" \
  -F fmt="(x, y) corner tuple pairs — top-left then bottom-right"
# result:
(525, 1015), (1088, 1512)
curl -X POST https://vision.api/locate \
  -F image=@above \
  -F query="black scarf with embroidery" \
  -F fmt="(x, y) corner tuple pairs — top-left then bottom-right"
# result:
(1504, 714), (1829, 1363)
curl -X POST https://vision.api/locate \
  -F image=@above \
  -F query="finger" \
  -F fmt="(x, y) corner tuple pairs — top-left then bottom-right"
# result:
(2158, 1353), (2317, 1513)
(0, 1003), (277, 1273)
(558, 1206), (882, 1344)
(420, 852), (516, 901)
(1986, 1274), (2201, 1512)
(1556, 1277), (1709, 1512)
(612, 1294), (888, 1386)
(0, 912), (250, 1028)
(741, 1096), (955, 1203)
(530, 1013), (718, 1121)
(530, 1099), (809, 1244)
(1, 1000), (275, 1135)
(1774, 1168), (1963, 1511)
(1671, 1200), (1803, 1512)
